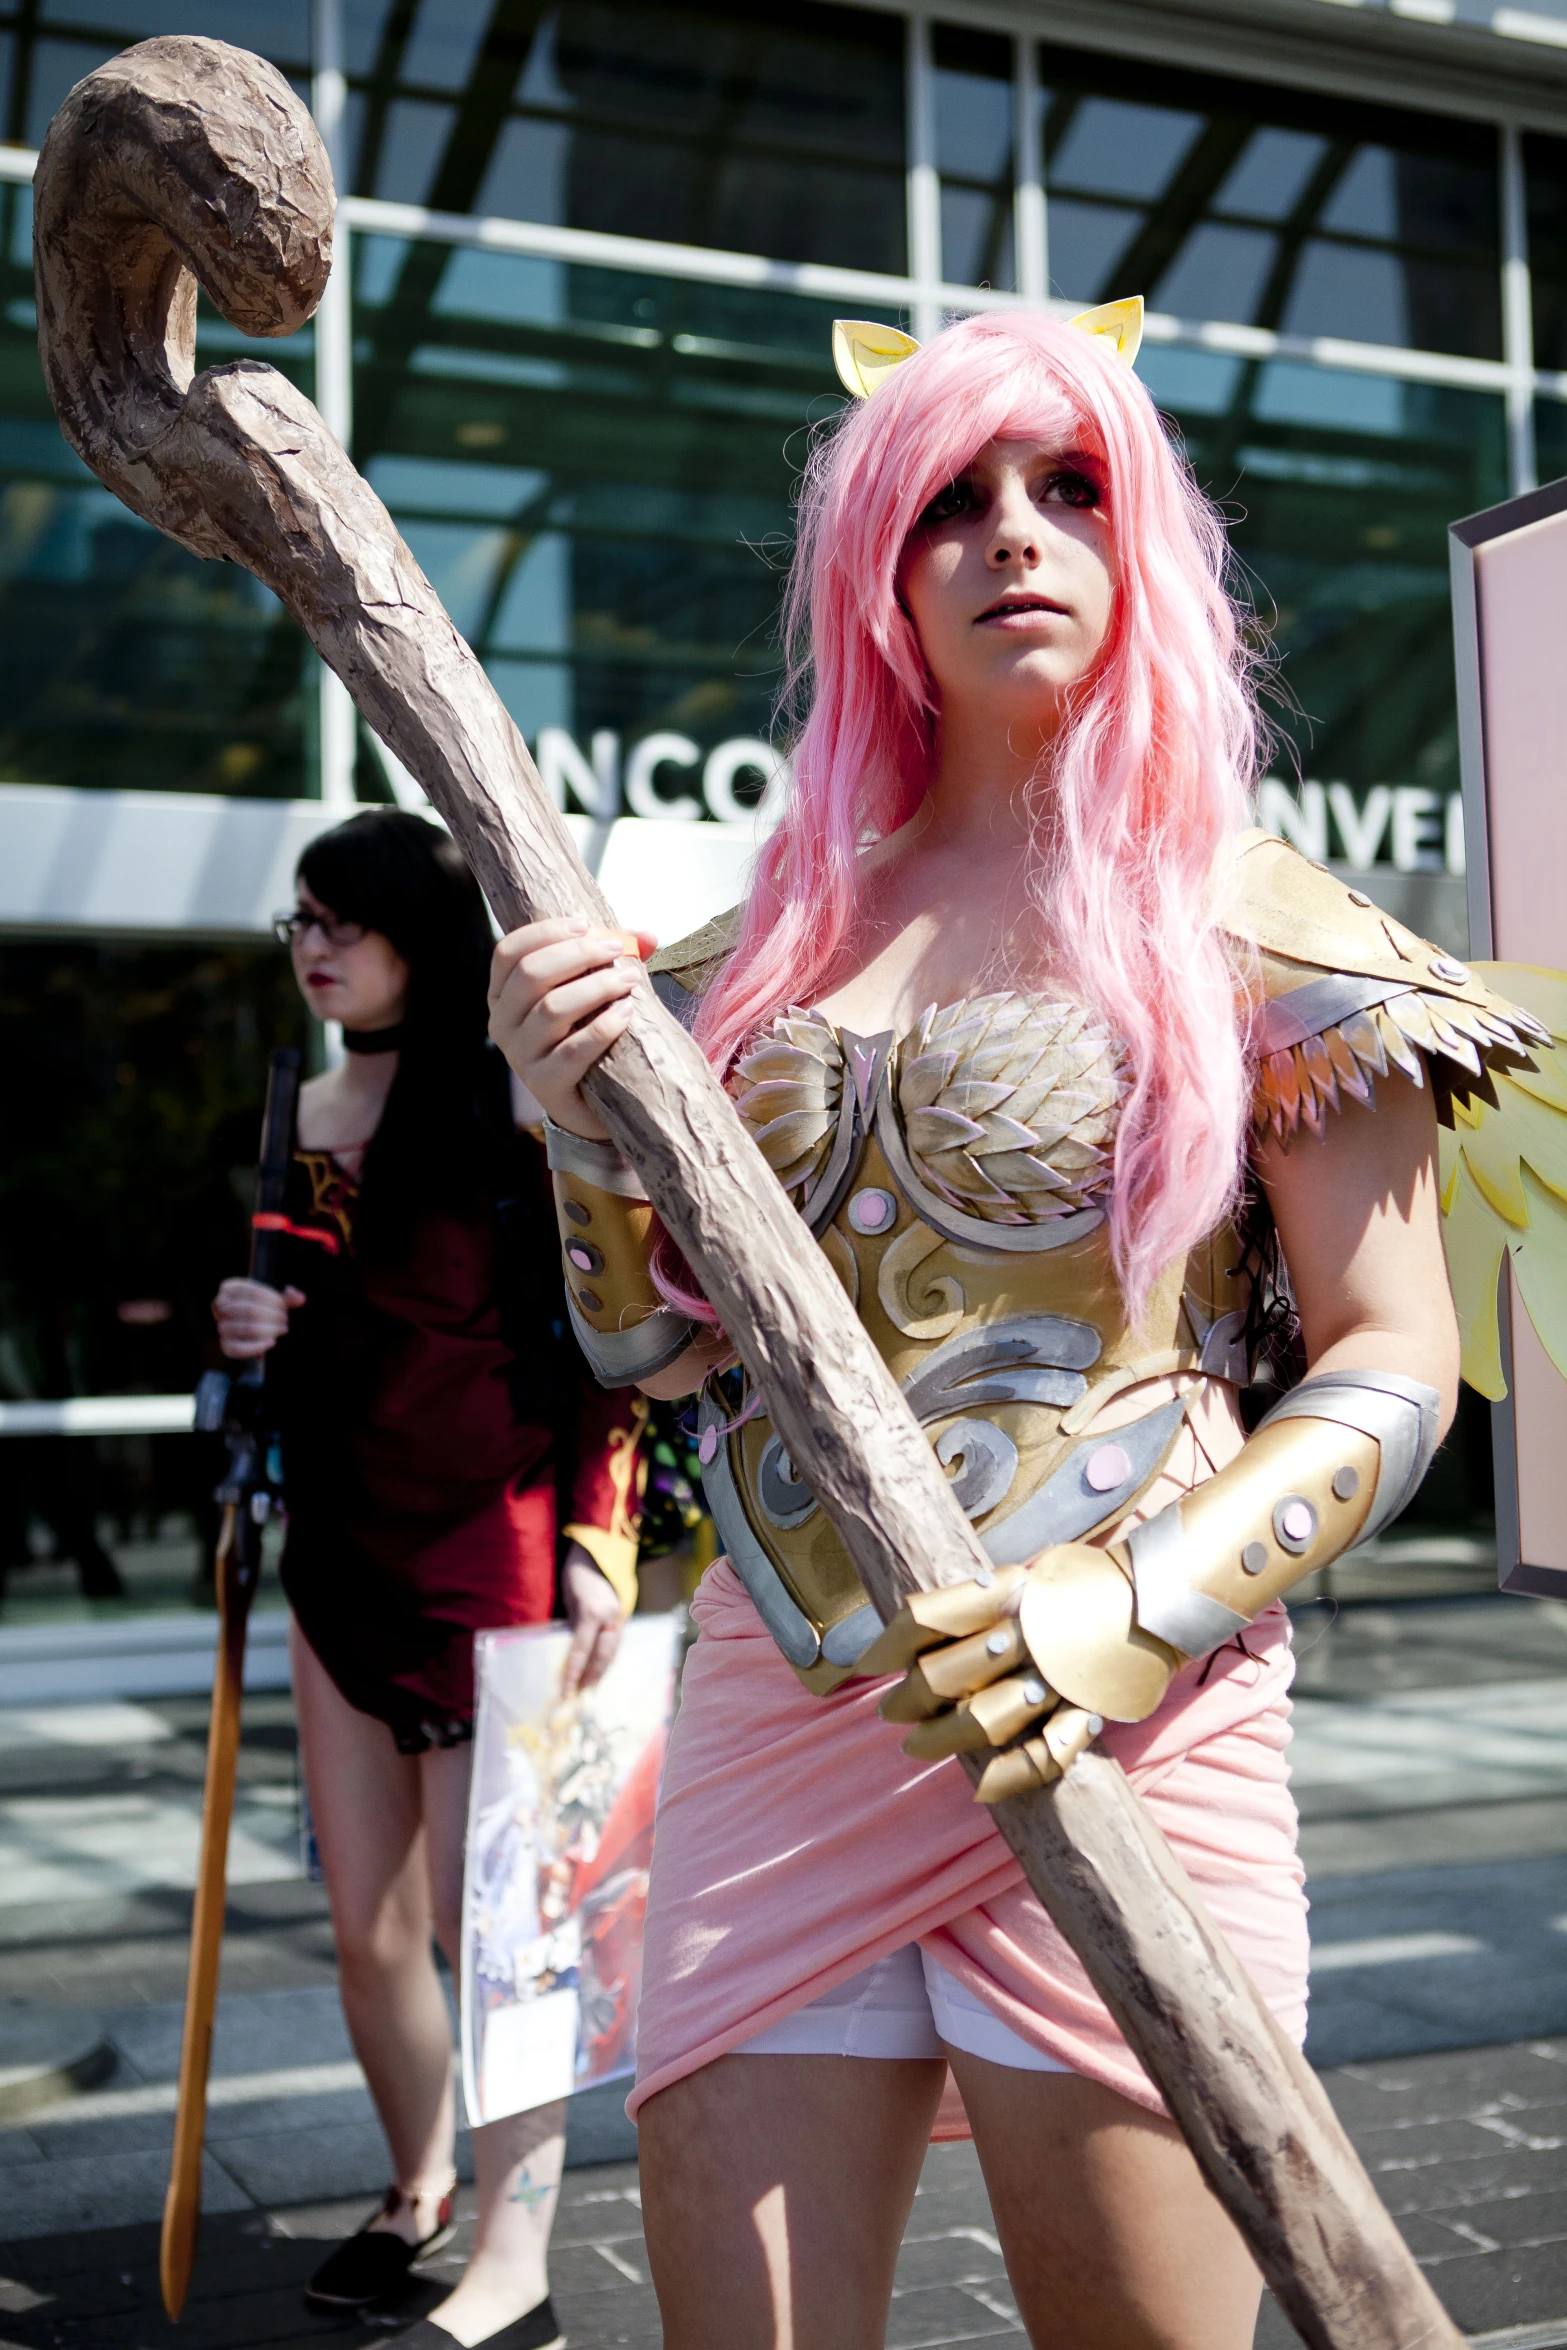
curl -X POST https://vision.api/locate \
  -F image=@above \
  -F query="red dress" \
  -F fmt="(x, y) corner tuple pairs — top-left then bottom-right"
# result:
(269, 1133), (644, 1753)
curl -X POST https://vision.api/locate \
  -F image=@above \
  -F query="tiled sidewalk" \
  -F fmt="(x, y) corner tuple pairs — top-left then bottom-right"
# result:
(12, 2042), (1567, 2348)
(7, 1591), (1567, 2343)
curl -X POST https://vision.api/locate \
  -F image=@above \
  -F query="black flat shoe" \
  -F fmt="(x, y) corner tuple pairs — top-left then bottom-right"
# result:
(380, 2303), (563, 2350)
(304, 2185), (456, 2311)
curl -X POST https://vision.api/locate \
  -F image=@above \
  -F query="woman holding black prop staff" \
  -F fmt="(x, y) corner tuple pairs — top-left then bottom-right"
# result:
(213, 809), (646, 2350)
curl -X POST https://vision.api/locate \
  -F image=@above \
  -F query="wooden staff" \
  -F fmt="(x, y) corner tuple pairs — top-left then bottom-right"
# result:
(32, 40), (1461, 2345)
(160, 1047), (301, 2318)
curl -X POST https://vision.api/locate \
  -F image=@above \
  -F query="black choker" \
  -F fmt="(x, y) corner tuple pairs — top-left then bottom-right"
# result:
(342, 1023), (407, 1055)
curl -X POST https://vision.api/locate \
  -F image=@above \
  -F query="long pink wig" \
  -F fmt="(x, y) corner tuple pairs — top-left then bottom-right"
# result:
(681, 308), (1261, 1322)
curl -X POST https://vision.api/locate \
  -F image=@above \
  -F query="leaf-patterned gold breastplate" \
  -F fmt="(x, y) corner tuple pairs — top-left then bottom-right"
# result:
(732, 991), (1124, 1235)
(701, 994), (1248, 1694)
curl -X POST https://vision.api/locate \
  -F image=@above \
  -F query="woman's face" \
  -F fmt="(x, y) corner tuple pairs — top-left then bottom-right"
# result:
(899, 433), (1117, 748)
(289, 882), (411, 1031)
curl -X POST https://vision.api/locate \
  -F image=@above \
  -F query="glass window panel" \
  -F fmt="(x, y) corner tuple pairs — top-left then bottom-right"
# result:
(1039, 44), (1501, 360)
(0, 940), (305, 1437)
(489, 657), (572, 737)
(1153, 223), (1277, 322)
(1049, 98), (1204, 203)
(1525, 133), (1567, 373)
(1279, 242), (1412, 347)
(371, 99), (455, 205)
(24, 40), (117, 146)
(940, 188), (1014, 293)
(20, 0), (307, 144)
(430, 248), (565, 327)
(0, 184), (313, 797)
(1043, 198), (1138, 305)
(1252, 360), (1405, 435)
(37, 0), (308, 45)
(476, 118), (572, 224)
(1535, 396), (1567, 485)
(933, 25), (1014, 292)
(346, 2), (906, 273)
(344, 0), (386, 78)
(491, 533), (572, 654)
(933, 26), (1012, 182)
(1318, 147), (1399, 239)
(1212, 128), (1328, 222)
(398, 0), (490, 94)
(365, 455), (552, 516)
(1137, 345), (1246, 416)
(518, 15), (575, 110)
(1164, 364), (1506, 812)
(352, 234), (899, 794)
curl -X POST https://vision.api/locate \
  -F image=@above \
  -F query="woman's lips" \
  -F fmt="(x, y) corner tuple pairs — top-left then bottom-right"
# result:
(977, 599), (1067, 626)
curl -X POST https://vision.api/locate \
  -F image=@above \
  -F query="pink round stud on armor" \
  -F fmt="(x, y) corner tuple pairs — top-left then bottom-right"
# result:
(1272, 1494), (1317, 1555)
(1084, 1443), (1131, 1494)
(848, 1187), (896, 1234)
(698, 1426), (719, 1466)
(567, 1245), (593, 1272)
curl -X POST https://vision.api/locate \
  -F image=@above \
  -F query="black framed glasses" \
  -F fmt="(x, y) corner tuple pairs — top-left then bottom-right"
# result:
(273, 908), (368, 949)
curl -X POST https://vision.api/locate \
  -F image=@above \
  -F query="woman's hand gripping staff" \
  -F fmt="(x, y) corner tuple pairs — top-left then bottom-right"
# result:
(871, 1368), (1439, 1801)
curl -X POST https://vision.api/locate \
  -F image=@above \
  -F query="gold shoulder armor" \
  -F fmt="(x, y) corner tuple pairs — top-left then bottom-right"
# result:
(648, 905), (742, 1030)
(1224, 827), (1550, 1143)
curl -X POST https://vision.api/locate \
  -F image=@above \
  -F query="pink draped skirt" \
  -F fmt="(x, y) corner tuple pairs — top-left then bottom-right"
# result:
(628, 1385), (1309, 2124)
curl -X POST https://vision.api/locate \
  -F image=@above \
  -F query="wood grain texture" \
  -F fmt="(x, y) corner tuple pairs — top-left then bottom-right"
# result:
(34, 41), (1461, 2346)
(159, 1505), (253, 2320)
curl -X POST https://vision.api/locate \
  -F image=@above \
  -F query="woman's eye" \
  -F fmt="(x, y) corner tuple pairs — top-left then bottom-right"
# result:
(920, 479), (978, 526)
(1045, 470), (1102, 511)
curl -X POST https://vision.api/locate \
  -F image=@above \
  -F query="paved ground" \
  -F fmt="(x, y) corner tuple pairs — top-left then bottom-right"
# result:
(6, 1583), (1567, 2344)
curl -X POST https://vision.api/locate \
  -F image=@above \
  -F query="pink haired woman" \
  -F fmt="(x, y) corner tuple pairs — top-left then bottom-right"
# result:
(487, 307), (1538, 2348)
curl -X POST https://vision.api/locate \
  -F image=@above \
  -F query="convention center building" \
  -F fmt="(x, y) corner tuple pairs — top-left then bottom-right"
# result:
(1, 0), (1561, 1643)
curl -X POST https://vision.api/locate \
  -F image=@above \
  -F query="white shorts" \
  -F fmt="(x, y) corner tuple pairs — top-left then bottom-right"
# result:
(732, 1942), (1071, 2072)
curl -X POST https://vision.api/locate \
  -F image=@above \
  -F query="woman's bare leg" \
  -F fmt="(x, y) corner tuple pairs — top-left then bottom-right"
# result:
(949, 2049), (1263, 2350)
(416, 1738), (567, 2342)
(290, 1624), (456, 2242)
(639, 2053), (947, 2350)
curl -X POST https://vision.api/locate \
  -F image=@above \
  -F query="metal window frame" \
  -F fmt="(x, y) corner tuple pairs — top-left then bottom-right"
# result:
(9, 0), (1567, 810)
(1449, 470), (1567, 1595)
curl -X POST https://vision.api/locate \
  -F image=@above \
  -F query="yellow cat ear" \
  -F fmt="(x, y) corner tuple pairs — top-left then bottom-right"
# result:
(832, 319), (923, 400)
(1067, 296), (1144, 367)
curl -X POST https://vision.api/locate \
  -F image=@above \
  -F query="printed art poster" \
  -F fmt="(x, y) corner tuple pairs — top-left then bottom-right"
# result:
(460, 1612), (682, 2126)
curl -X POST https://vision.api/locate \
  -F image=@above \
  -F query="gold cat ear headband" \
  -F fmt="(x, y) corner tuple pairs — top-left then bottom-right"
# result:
(830, 295), (1144, 400)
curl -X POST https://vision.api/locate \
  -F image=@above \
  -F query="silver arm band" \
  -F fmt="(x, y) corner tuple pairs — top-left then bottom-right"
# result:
(543, 1115), (649, 1200)
(565, 1293), (699, 1387)
(1255, 1368), (1441, 1542)
(1126, 1513), (1249, 1658)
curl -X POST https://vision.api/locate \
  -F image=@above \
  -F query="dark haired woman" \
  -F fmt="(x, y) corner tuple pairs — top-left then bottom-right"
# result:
(214, 810), (644, 2350)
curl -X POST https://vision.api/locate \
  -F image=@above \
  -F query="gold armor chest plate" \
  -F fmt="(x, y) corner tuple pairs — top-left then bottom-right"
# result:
(699, 996), (1251, 1693)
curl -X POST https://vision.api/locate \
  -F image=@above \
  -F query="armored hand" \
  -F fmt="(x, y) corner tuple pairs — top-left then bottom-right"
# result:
(871, 1369), (1439, 1803)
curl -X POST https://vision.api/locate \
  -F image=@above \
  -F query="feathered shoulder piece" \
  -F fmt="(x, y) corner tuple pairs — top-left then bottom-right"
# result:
(647, 906), (742, 1032)
(1223, 828), (1549, 1145)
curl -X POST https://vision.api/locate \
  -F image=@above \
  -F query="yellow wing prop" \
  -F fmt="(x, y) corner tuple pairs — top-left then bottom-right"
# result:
(1440, 964), (1567, 1398)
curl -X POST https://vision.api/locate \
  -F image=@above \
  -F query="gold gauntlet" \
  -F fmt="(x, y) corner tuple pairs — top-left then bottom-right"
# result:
(545, 1118), (695, 1387)
(872, 1368), (1441, 1804)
